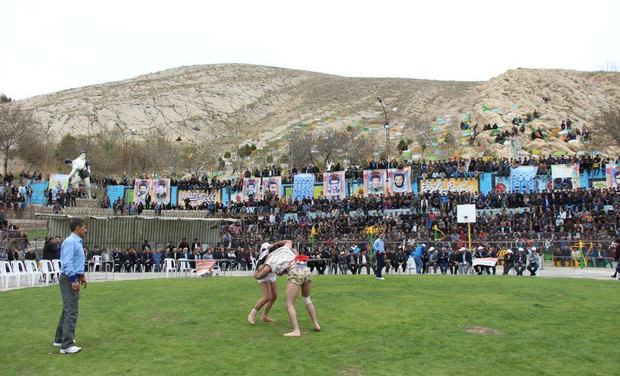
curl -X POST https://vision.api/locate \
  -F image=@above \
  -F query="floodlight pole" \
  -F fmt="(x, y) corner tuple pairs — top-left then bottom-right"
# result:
(468, 223), (472, 252)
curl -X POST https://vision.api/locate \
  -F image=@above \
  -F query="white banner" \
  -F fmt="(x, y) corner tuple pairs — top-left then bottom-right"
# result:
(472, 257), (498, 267)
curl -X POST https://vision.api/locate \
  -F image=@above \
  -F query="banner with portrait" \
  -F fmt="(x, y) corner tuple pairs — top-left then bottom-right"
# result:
(133, 179), (152, 204)
(551, 164), (580, 190)
(152, 179), (171, 204)
(420, 178), (478, 193)
(323, 171), (346, 199)
(293, 173), (315, 200)
(242, 177), (261, 199)
(605, 164), (620, 188)
(387, 167), (411, 194)
(493, 176), (510, 193)
(261, 176), (282, 198)
(49, 174), (70, 192)
(363, 170), (387, 197)
(178, 190), (221, 208)
(510, 166), (538, 193)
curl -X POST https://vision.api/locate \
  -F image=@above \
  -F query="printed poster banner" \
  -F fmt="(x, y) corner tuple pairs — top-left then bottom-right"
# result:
(178, 190), (221, 207)
(420, 178), (479, 193)
(323, 171), (346, 199)
(363, 170), (387, 196)
(388, 167), (412, 194)
(537, 175), (552, 192)
(195, 260), (215, 277)
(152, 179), (171, 204)
(551, 164), (580, 190)
(133, 179), (151, 204)
(293, 173), (315, 200)
(605, 164), (620, 188)
(49, 174), (70, 192)
(590, 179), (607, 190)
(261, 176), (282, 198)
(242, 177), (261, 199)
(493, 176), (510, 193)
(106, 185), (126, 208)
(510, 166), (538, 193)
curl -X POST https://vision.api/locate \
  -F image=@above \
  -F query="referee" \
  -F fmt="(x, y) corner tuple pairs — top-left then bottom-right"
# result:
(54, 218), (88, 354)
(373, 233), (386, 280)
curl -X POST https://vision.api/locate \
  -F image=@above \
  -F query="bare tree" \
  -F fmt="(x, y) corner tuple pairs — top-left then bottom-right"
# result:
(0, 104), (36, 174)
(593, 106), (620, 147)
(287, 128), (317, 168)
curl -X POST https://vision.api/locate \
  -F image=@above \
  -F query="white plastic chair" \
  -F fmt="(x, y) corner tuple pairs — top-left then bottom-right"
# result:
(250, 257), (257, 271)
(0, 261), (20, 289)
(40, 260), (56, 285)
(24, 260), (42, 287)
(11, 260), (30, 287)
(178, 259), (192, 277)
(407, 257), (417, 274)
(51, 259), (61, 280)
(164, 258), (176, 278)
(91, 255), (102, 272)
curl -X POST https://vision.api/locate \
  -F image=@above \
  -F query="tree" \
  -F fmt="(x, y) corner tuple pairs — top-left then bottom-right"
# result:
(0, 93), (12, 103)
(179, 145), (218, 177)
(593, 106), (620, 147)
(287, 128), (316, 168)
(0, 104), (36, 174)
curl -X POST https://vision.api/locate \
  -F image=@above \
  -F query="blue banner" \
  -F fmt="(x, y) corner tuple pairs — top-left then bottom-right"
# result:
(106, 185), (126, 208)
(170, 186), (178, 206)
(29, 181), (48, 205)
(293, 174), (315, 201)
(510, 166), (538, 193)
(479, 173), (493, 194)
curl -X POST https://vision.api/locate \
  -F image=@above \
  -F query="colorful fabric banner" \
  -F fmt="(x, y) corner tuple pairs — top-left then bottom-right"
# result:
(242, 177), (261, 199)
(387, 167), (411, 194)
(49, 174), (70, 192)
(551, 164), (580, 190)
(152, 179), (171, 204)
(133, 179), (152, 204)
(323, 171), (346, 199)
(606, 164), (620, 188)
(195, 260), (215, 276)
(106, 185), (126, 208)
(261, 176), (282, 198)
(178, 190), (221, 207)
(420, 178), (478, 193)
(510, 166), (538, 193)
(363, 170), (387, 196)
(293, 173), (315, 200)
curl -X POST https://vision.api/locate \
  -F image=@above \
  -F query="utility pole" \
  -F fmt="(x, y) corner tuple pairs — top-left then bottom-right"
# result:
(378, 97), (390, 162)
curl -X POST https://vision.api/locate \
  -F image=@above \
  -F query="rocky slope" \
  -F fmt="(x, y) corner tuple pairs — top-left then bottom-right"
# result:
(17, 64), (620, 160)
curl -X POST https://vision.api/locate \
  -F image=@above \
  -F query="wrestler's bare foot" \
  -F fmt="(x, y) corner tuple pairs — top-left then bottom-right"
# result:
(247, 310), (257, 325)
(260, 316), (274, 323)
(283, 331), (301, 337)
(313, 324), (321, 332)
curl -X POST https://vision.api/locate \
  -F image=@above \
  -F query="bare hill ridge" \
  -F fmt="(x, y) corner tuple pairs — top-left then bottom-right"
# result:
(18, 64), (620, 161)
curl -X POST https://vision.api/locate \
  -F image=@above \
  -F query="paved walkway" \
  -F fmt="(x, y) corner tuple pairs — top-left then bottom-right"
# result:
(2, 263), (618, 291)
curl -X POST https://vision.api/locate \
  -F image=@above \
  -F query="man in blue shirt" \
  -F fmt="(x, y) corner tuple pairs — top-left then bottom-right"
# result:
(54, 218), (88, 354)
(373, 234), (386, 280)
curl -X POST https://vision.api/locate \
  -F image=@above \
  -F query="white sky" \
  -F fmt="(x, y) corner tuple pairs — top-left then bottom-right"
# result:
(1, 0), (619, 99)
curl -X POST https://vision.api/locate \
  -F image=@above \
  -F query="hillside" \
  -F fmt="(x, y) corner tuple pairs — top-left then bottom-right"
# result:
(17, 64), (620, 163)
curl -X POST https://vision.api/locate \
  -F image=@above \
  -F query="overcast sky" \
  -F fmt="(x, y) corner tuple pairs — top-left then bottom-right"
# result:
(2, 0), (619, 99)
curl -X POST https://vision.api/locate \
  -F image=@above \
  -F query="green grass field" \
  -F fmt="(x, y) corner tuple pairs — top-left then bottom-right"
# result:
(1, 276), (618, 376)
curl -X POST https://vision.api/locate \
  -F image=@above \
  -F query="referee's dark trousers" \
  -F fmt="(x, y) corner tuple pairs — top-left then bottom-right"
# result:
(375, 253), (385, 278)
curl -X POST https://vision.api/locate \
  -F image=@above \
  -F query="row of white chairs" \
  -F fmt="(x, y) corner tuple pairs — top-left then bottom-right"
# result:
(0, 259), (61, 290)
